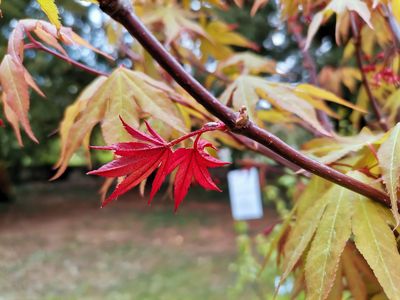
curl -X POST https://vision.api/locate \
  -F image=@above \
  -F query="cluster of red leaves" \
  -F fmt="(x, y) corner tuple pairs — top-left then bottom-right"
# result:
(88, 118), (229, 211)
(372, 68), (400, 86)
(362, 52), (400, 87)
(363, 65), (400, 86)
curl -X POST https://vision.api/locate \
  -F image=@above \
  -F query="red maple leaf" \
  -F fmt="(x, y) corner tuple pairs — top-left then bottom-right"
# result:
(168, 136), (229, 211)
(88, 117), (172, 207)
(89, 118), (229, 210)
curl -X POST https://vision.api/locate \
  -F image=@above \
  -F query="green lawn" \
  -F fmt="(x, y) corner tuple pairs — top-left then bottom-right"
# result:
(0, 175), (272, 300)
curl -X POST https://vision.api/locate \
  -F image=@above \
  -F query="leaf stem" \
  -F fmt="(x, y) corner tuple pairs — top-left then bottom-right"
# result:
(98, 0), (394, 209)
(24, 31), (108, 77)
(167, 122), (226, 147)
(350, 13), (389, 132)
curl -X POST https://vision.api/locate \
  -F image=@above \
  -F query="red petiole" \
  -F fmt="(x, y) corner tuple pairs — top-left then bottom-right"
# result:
(167, 122), (227, 147)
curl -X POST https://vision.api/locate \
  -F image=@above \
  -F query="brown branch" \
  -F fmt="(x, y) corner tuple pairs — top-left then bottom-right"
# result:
(350, 13), (389, 132)
(25, 31), (108, 77)
(169, 94), (303, 173)
(26, 21), (300, 173)
(98, 0), (393, 209)
(230, 134), (305, 174)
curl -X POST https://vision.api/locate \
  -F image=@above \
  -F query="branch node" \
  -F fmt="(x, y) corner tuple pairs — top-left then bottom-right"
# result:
(234, 106), (250, 130)
(98, 4), (392, 208)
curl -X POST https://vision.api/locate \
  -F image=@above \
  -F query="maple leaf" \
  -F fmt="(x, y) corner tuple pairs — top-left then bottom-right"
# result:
(303, 127), (384, 164)
(305, 0), (373, 48)
(352, 187), (400, 300)
(250, 0), (269, 16)
(318, 66), (361, 96)
(37, 0), (61, 29)
(384, 89), (400, 125)
(377, 123), (400, 226)
(89, 118), (229, 210)
(141, 5), (208, 46)
(217, 52), (276, 76)
(0, 55), (39, 145)
(53, 67), (186, 179)
(304, 181), (354, 300)
(88, 117), (173, 207)
(0, 19), (110, 145)
(341, 246), (368, 300)
(168, 136), (229, 211)
(393, 0), (400, 24)
(279, 177), (333, 289)
(219, 75), (365, 135)
(200, 21), (259, 61)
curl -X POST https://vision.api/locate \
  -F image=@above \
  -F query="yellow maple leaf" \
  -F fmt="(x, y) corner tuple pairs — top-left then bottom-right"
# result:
(52, 67), (187, 179)
(220, 75), (363, 135)
(392, 0), (400, 24)
(37, 0), (61, 29)
(217, 52), (276, 76)
(200, 21), (259, 61)
(377, 123), (400, 226)
(305, 182), (355, 300)
(305, 0), (372, 49)
(142, 5), (208, 46)
(353, 194), (400, 300)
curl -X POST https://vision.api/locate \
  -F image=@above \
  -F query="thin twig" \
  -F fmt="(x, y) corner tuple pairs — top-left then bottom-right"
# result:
(167, 122), (226, 147)
(98, 0), (394, 209)
(350, 13), (389, 131)
(288, 18), (333, 132)
(25, 31), (108, 77)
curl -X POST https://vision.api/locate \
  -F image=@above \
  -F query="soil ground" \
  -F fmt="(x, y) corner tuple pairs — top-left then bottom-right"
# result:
(0, 172), (274, 300)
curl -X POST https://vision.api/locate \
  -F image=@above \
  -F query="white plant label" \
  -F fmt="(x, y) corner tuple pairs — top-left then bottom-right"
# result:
(227, 168), (263, 220)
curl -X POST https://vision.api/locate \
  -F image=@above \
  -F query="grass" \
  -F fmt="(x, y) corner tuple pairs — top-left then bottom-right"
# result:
(0, 175), (268, 300)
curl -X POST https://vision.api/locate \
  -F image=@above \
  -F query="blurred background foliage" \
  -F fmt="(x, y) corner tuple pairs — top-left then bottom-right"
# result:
(0, 0), (110, 178)
(0, 0), (340, 180)
(0, 1), (344, 298)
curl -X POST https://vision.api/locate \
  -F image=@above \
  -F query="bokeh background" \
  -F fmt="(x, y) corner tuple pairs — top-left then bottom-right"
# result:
(0, 1), (339, 299)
